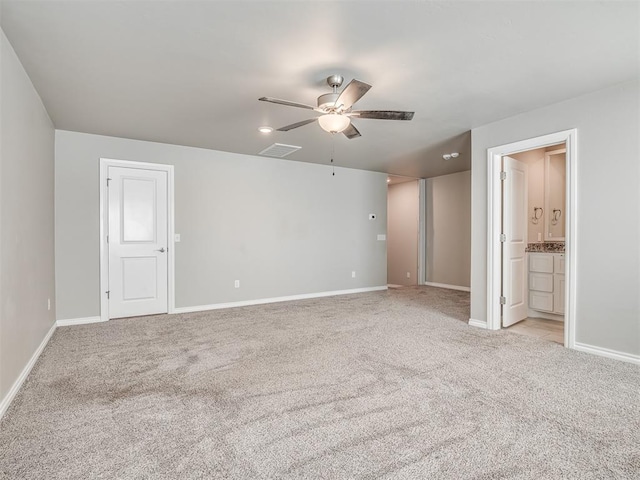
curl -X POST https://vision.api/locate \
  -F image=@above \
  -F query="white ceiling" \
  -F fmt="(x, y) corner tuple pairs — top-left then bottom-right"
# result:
(1, 1), (638, 178)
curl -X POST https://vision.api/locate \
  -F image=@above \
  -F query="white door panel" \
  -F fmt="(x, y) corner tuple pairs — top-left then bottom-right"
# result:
(122, 177), (157, 242)
(502, 156), (528, 327)
(122, 257), (158, 300)
(108, 166), (168, 319)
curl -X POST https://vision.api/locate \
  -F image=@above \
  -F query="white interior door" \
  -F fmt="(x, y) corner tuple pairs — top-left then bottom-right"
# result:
(108, 166), (168, 319)
(502, 156), (528, 327)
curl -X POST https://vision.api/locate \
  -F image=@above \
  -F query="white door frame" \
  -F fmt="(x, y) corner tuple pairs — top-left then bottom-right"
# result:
(99, 158), (175, 322)
(486, 129), (577, 348)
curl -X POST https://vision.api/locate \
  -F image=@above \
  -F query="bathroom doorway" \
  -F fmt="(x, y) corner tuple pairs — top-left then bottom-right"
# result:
(501, 145), (566, 344)
(485, 129), (577, 348)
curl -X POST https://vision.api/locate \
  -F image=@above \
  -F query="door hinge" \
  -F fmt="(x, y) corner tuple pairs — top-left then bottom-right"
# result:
(106, 177), (112, 186)
(500, 296), (506, 305)
(106, 290), (110, 299)
(500, 233), (506, 242)
(500, 171), (506, 181)
(106, 235), (109, 244)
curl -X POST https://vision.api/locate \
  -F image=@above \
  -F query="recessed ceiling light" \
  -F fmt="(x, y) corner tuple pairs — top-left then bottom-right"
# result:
(258, 126), (273, 134)
(387, 178), (391, 183)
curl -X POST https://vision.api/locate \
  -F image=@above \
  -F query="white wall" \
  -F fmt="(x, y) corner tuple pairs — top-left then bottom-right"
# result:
(387, 181), (418, 286)
(55, 131), (388, 320)
(425, 170), (471, 288)
(471, 80), (639, 356)
(0, 30), (56, 401)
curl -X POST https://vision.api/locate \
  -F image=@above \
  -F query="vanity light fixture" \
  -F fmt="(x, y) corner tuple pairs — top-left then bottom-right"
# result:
(258, 126), (273, 134)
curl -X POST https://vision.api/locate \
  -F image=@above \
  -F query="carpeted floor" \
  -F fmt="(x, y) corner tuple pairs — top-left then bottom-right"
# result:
(1, 286), (638, 479)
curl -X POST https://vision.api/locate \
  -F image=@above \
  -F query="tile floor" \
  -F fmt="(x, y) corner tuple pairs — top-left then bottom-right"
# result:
(505, 317), (564, 345)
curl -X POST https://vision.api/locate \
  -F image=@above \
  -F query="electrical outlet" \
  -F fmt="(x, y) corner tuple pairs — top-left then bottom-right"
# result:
(406, 272), (411, 278)
(352, 271), (356, 278)
(234, 280), (240, 288)
(174, 234), (181, 242)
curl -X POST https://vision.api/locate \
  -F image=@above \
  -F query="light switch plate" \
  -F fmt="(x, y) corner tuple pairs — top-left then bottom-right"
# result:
(377, 234), (386, 241)
(174, 234), (181, 242)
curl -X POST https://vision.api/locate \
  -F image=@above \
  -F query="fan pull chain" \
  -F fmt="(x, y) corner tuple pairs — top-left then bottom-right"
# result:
(331, 133), (335, 176)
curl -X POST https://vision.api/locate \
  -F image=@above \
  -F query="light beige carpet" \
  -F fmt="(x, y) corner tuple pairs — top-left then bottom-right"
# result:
(1, 286), (638, 479)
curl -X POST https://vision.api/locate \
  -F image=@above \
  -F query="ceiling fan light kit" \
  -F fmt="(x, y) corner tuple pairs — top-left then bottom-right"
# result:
(318, 114), (351, 133)
(258, 74), (415, 140)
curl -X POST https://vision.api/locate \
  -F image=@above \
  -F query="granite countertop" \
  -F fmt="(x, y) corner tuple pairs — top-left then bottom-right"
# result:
(526, 242), (565, 253)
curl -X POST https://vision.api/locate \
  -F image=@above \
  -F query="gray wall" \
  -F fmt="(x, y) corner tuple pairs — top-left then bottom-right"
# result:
(387, 181), (418, 286)
(0, 30), (56, 401)
(55, 131), (388, 319)
(425, 171), (471, 288)
(471, 80), (639, 355)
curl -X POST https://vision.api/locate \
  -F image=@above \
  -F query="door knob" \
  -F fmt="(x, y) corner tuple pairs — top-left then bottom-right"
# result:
(156, 248), (166, 253)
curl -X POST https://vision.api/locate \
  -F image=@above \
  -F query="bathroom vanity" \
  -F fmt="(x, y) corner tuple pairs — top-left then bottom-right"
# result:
(528, 252), (565, 317)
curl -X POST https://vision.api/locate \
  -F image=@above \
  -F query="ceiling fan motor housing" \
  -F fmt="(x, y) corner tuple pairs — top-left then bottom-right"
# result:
(317, 92), (340, 110)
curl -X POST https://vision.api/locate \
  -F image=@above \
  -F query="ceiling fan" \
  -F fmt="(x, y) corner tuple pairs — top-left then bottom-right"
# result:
(259, 75), (414, 139)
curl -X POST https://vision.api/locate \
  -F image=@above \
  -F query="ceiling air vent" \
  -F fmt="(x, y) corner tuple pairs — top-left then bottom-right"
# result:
(259, 143), (302, 158)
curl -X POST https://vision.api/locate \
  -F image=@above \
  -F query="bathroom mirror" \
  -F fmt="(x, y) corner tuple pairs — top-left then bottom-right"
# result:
(544, 148), (566, 241)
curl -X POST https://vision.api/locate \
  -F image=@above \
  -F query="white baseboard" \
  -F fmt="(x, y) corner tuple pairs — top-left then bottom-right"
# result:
(527, 309), (564, 322)
(56, 316), (104, 327)
(573, 342), (640, 365)
(423, 282), (470, 292)
(173, 286), (388, 314)
(468, 318), (488, 329)
(0, 322), (56, 419)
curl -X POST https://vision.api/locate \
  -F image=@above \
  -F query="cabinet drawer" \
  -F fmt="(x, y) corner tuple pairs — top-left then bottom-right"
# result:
(554, 254), (565, 274)
(529, 291), (554, 312)
(530, 273), (553, 292)
(529, 254), (554, 273)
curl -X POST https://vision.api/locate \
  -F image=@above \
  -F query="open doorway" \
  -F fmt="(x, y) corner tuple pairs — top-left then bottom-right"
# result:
(485, 129), (577, 348)
(501, 145), (566, 344)
(387, 175), (419, 288)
